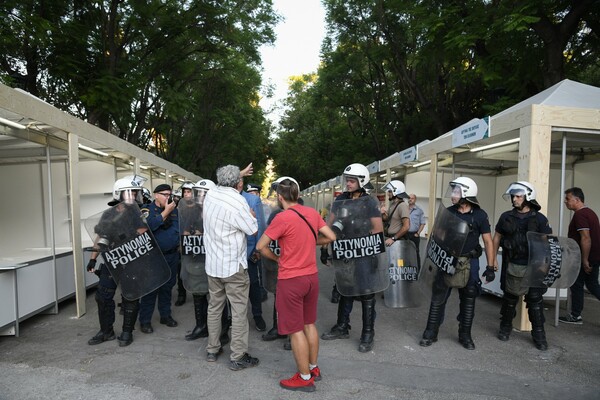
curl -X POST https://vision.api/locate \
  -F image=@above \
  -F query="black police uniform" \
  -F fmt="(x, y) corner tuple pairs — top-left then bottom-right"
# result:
(88, 202), (146, 347)
(495, 208), (552, 349)
(420, 203), (491, 350)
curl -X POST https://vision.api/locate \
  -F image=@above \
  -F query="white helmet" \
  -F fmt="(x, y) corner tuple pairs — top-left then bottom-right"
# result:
(342, 163), (370, 190)
(193, 179), (216, 205)
(503, 181), (541, 210)
(179, 181), (195, 191)
(269, 176), (300, 198)
(113, 175), (146, 204)
(382, 180), (408, 199)
(446, 176), (479, 205)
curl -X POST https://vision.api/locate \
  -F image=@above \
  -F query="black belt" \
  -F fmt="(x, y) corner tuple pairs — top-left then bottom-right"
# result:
(163, 247), (179, 255)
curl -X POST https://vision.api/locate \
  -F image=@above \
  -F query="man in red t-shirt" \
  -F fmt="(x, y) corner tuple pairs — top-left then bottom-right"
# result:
(560, 187), (600, 324)
(257, 177), (336, 392)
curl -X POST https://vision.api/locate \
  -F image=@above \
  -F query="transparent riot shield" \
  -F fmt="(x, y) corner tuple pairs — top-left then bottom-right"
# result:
(383, 240), (420, 308)
(84, 202), (171, 300)
(261, 240), (280, 293)
(178, 198), (208, 294)
(329, 196), (388, 296)
(522, 232), (581, 289)
(419, 205), (469, 296)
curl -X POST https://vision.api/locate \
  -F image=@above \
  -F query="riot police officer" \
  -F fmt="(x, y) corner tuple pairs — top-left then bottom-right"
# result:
(174, 181), (196, 306)
(321, 163), (385, 352)
(86, 176), (147, 347)
(419, 177), (496, 350)
(492, 181), (552, 350)
(181, 179), (232, 343)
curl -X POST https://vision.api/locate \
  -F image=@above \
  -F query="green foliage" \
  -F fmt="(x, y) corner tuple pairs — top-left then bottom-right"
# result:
(0, 0), (278, 178)
(271, 0), (599, 186)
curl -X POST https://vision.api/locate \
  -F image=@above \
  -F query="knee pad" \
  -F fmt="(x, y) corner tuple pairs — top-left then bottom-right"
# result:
(460, 284), (478, 300)
(525, 288), (544, 306)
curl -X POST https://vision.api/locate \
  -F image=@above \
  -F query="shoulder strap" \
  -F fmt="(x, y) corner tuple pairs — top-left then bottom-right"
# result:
(384, 201), (401, 230)
(288, 208), (317, 242)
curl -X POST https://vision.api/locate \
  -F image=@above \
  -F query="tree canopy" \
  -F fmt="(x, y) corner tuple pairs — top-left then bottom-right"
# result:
(0, 0), (278, 179)
(1, 1), (599, 186)
(271, 0), (600, 188)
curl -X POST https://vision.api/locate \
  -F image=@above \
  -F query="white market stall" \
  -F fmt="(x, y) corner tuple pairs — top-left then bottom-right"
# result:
(0, 83), (200, 336)
(303, 79), (600, 330)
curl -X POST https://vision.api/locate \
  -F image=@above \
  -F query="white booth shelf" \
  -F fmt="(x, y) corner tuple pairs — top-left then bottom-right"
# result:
(0, 248), (98, 337)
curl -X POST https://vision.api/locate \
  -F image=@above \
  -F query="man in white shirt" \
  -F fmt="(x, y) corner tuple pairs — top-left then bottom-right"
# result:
(203, 164), (260, 371)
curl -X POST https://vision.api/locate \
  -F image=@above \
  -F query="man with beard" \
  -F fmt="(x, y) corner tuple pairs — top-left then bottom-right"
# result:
(492, 181), (552, 350)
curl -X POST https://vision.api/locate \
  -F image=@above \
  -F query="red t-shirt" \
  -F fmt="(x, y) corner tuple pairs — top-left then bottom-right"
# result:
(264, 204), (326, 280)
(568, 206), (600, 263)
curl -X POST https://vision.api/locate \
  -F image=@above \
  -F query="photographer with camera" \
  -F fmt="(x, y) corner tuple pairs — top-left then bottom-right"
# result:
(138, 184), (180, 334)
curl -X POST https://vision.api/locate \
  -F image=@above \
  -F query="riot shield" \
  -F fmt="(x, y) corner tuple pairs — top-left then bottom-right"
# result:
(329, 196), (388, 296)
(178, 198), (208, 294)
(419, 205), (469, 296)
(261, 240), (280, 293)
(522, 232), (581, 289)
(383, 240), (420, 308)
(84, 202), (171, 300)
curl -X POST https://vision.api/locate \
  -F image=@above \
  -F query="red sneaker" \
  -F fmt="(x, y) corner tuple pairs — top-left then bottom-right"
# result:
(310, 366), (322, 381)
(280, 373), (316, 392)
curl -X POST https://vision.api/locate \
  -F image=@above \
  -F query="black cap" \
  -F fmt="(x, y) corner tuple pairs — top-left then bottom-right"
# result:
(246, 183), (262, 192)
(153, 183), (172, 193)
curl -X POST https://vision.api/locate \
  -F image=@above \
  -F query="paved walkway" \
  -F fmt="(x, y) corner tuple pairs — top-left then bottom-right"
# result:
(1, 265), (599, 399)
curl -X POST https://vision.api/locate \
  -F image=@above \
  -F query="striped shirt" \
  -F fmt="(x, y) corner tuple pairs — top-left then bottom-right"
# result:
(203, 186), (258, 278)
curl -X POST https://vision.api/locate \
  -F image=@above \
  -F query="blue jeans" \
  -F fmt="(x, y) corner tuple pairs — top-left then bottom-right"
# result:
(139, 252), (179, 323)
(570, 262), (600, 317)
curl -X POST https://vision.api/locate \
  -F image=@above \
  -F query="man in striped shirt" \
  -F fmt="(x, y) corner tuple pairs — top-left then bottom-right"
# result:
(203, 165), (260, 371)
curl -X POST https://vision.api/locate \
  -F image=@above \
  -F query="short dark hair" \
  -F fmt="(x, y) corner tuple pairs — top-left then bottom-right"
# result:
(565, 187), (585, 202)
(276, 179), (299, 202)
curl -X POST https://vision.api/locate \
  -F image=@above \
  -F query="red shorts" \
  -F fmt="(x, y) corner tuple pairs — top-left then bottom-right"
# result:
(275, 272), (319, 335)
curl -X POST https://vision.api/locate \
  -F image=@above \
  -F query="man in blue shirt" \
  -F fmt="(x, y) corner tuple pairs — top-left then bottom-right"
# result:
(138, 184), (180, 333)
(241, 183), (267, 331)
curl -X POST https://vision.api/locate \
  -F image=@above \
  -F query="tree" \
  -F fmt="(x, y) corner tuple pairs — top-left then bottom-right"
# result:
(0, 0), (279, 177)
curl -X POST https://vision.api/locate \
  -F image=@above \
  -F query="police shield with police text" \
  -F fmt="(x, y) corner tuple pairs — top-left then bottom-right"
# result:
(85, 190), (171, 301)
(178, 183), (209, 294)
(419, 205), (470, 298)
(384, 239), (420, 308)
(84, 175), (170, 347)
(329, 195), (388, 296)
(523, 232), (580, 289)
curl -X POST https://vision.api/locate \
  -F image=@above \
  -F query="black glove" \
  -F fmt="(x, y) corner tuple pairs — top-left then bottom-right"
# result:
(86, 258), (97, 272)
(320, 248), (329, 265)
(482, 266), (495, 283)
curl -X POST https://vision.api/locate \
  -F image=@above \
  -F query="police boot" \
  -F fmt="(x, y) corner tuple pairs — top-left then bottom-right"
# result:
(527, 294), (548, 351)
(118, 300), (139, 347)
(497, 294), (518, 341)
(358, 297), (376, 352)
(262, 298), (285, 341)
(458, 288), (476, 350)
(321, 295), (352, 340)
(419, 301), (444, 347)
(185, 295), (208, 341)
(88, 295), (116, 345)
